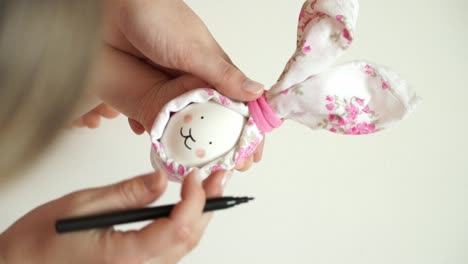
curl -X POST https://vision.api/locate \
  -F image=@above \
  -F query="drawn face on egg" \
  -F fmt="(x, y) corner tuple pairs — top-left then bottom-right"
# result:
(160, 101), (246, 168)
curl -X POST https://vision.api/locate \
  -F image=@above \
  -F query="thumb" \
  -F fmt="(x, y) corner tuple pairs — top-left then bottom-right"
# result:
(185, 48), (264, 101)
(65, 171), (168, 216)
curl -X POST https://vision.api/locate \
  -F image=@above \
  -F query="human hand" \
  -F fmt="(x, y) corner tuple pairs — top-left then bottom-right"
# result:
(0, 170), (227, 264)
(71, 103), (120, 129)
(92, 0), (265, 169)
(104, 0), (264, 101)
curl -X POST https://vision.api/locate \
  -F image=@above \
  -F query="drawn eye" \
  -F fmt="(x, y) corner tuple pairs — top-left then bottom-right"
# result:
(201, 116), (204, 120)
(209, 142), (212, 145)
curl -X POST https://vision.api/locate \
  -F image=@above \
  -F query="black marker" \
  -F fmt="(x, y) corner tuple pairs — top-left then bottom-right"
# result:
(56, 196), (254, 234)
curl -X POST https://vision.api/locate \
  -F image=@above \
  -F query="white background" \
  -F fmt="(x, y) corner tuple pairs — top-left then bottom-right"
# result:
(1, 0), (467, 263)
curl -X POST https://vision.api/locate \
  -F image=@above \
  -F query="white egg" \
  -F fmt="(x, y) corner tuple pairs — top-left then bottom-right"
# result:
(160, 101), (246, 168)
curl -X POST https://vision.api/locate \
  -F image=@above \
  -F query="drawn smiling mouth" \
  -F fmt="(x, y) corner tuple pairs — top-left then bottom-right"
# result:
(180, 127), (196, 150)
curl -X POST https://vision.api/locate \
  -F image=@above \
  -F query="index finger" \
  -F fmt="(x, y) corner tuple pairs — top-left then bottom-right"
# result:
(113, 171), (206, 261)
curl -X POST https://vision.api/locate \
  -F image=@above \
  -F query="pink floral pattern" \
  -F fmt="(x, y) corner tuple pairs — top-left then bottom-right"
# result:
(205, 88), (214, 96)
(330, 14), (353, 47)
(336, 15), (344, 23)
(342, 28), (352, 44)
(277, 1), (356, 86)
(151, 87), (262, 181)
(205, 89), (231, 106)
(362, 64), (392, 91)
(152, 143), (160, 152)
(381, 79), (389, 90)
(164, 162), (175, 175)
(235, 137), (260, 164)
(299, 9), (306, 21)
(318, 95), (381, 135)
(345, 122), (376, 135)
(211, 164), (223, 173)
(219, 95), (230, 106)
(298, 0), (319, 33)
(178, 164), (186, 175)
(364, 64), (376, 76)
(362, 105), (370, 113)
(297, 0), (326, 38)
(355, 97), (365, 106)
(150, 0), (418, 182)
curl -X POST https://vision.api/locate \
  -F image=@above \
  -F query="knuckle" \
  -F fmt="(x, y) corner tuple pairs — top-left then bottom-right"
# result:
(173, 224), (200, 252)
(174, 225), (190, 243)
(137, 83), (167, 131)
(116, 180), (142, 207)
(64, 190), (93, 214)
(214, 63), (236, 89)
(176, 42), (201, 71)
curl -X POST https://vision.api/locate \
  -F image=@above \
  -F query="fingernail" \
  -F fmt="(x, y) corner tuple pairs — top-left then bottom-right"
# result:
(242, 79), (264, 94)
(192, 169), (203, 185)
(221, 171), (233, 188)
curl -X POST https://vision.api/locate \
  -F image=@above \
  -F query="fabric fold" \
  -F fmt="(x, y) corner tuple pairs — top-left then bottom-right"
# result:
(149, 0), (419, 181)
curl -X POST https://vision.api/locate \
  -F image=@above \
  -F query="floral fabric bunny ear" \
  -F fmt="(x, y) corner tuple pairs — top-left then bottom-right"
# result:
(269, 62), (419, 134)
(265, 0), (420, 134)
(150, 0), (420, 181)
(270, 0), (359, 96)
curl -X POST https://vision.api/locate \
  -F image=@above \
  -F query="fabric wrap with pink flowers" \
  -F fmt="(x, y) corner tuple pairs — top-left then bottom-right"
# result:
(150, 0), (420, 182)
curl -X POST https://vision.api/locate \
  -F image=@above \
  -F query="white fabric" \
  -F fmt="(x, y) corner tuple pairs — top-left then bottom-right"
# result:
(270, 0), (359, 96)
(150, 89), (262, 181)
(149, 0), (420, 180)
(267, 0), (419, 134)
(268, 61), (419, 134)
